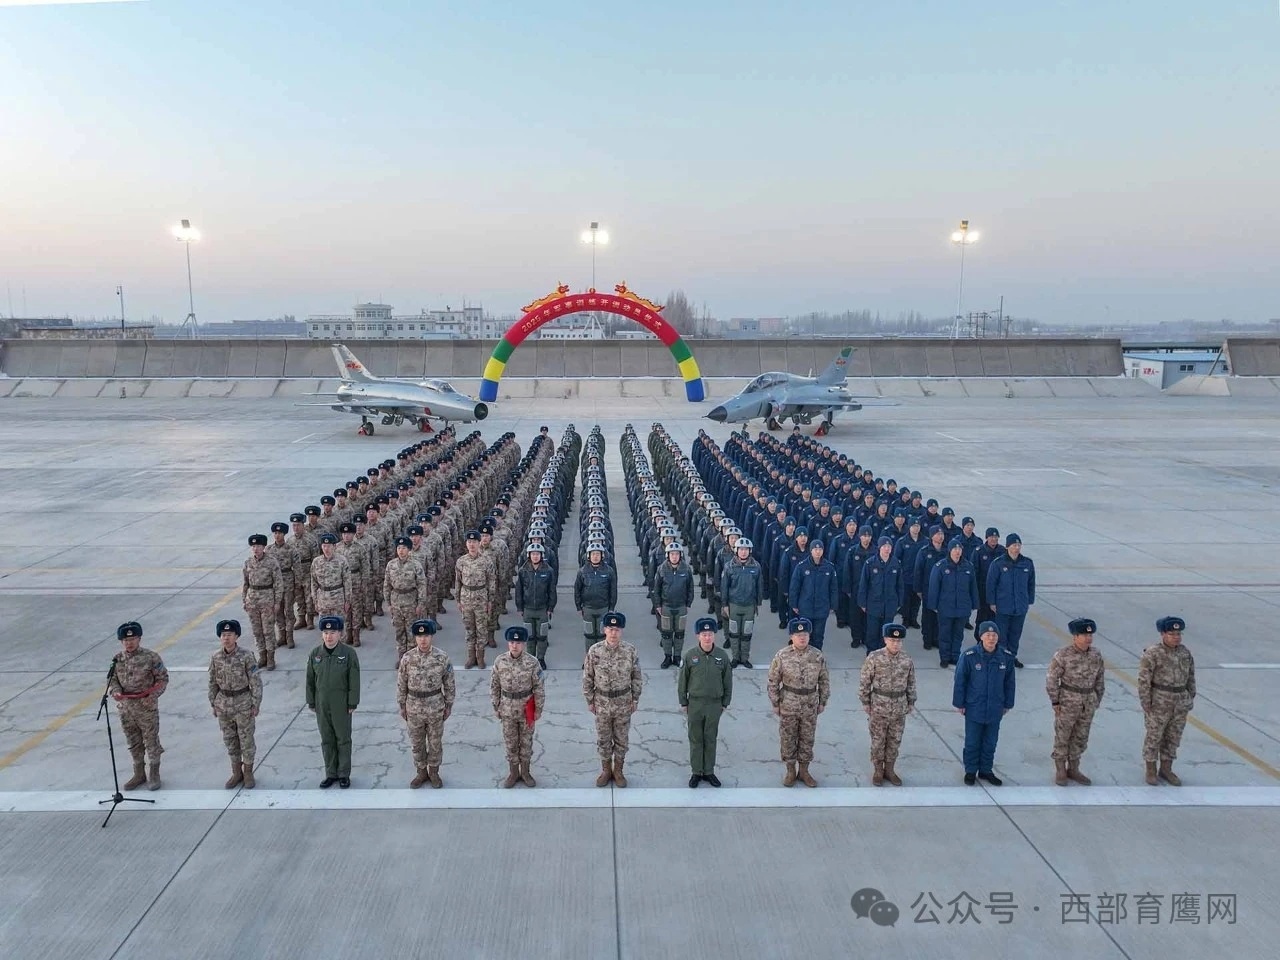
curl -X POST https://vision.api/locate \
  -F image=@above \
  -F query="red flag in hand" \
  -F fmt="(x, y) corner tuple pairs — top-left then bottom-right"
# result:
(524, 695), (536, 727)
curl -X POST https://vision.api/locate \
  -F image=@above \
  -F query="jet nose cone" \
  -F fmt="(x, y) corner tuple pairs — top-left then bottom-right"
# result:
(706, 405), (728, 423)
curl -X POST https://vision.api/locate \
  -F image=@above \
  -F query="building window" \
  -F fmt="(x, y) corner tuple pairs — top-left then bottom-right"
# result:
(1180, 364), (1194, 372)
(398, 324), (404, 330)
(323, 324), (330, 331)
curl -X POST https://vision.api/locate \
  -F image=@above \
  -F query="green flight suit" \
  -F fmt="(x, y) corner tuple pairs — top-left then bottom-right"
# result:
(677, 641), (733, 776)
(306, 641), (361, 777)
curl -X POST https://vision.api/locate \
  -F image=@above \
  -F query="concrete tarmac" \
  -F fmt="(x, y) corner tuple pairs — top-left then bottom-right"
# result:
(1, 391), (1278, 960)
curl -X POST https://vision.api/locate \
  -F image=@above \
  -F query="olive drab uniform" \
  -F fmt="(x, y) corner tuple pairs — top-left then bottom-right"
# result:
(582, 640), (643, 784)
(265, 538), (301, 649)
(677, 641), (733, 778)
(208, 644), (264, 777)
(397, 646), (455, 785)
(455, 552), (497, 667)
(1138, 641), (1195, 779)
(242, 554), (283, 667)
(767, 644), (831, 785)
(306, 641), (360, 780)
(384, 557), (428, 661)
(109, 647), (169, 788)
(490, 650), (545, 785)
(1046, 643), (1105, 782)
(858, 647), (917, 784)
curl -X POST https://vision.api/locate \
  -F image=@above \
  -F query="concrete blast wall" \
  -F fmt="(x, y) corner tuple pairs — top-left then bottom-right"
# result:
(0, 336), (1124, 380)
(1224, 338), (1280, 377)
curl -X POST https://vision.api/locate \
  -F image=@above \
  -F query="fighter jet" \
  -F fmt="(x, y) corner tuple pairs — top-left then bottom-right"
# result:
(704, 346), (894, 436)
(300, 344), (488, 435)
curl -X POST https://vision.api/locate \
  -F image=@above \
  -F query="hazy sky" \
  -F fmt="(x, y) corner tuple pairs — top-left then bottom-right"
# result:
(2, 0), (1277, 326)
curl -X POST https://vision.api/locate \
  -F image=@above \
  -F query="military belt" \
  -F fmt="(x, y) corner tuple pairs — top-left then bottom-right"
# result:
(392, 587), (419, 594)
(219, 687), (250, 697)
(317, 585), (343, 592)
(407, 687), (442, 698)
(461, 584), (486, 592)
(598, 688), (633, 699)
(871, 689), (907, 698)
(1059, 683), (1097, 695)
(1152, 683), (1188, 693)
(501, 688), (533, 699)
(249, 582), (274, 590)
(782, 685), (816, 696)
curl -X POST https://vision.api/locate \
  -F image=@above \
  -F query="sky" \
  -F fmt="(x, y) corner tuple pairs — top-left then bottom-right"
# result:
(1, 0), (1277, 327)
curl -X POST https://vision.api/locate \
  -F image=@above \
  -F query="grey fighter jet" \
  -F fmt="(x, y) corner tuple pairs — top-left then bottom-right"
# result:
(704, 346), (894, 436)
(301, 344), (488, 435)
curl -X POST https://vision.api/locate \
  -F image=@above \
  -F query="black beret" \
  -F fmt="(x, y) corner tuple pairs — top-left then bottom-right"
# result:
(216, 619), (241, 636)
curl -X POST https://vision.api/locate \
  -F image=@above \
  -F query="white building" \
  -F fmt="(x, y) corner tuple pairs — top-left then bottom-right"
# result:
(307, 303), (504, 340)
(1124, 351), (1228, 389)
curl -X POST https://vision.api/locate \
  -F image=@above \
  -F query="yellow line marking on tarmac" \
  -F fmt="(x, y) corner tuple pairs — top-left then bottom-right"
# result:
(1029, 611), (1280, 780)
(0, 587), (240, 772)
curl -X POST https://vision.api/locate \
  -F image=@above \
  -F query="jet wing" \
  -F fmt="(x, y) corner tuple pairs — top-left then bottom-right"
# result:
(298, 394), (424, 411)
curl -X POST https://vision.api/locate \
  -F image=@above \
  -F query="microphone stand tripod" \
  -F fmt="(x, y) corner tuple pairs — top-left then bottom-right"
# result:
(98, 662), (154, 827)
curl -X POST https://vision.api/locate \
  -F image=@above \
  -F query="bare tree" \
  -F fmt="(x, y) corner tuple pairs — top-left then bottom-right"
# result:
(664, 290), (697, 335)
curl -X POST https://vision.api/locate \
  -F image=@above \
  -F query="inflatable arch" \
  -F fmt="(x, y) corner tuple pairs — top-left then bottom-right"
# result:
(478, 283), (705, 403)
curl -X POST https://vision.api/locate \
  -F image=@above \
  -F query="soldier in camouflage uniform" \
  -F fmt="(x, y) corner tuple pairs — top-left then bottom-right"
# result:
(397, 619), (455, 788)
(1138, 616), (1195, 786)
(859, 622), (917, 786)
(311, 533), (352, 626)
(109, 621), (169, 791)
(385, 536), (428, 662)
(266, 521), (301, 649)
(1046, 617), (1106, 786)
(242, 534), (283, 670)
(420, 508), (449, 617)
(290, 512), (317, 630)
(208, 619), (263, 789)
(455, 530), (497, 668)
(353, 515), (378, 630)
(490, 626), (545, 787)
(767, 617), (831, 787)
(334, 522), (368, 647)
(364, 502), (390, 618)
(302, 505), (325, 625)
(582, 612), (643, 788)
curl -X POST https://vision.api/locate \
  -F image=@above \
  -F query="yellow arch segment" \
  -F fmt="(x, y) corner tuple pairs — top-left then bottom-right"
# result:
(483, 357), (507, 382)
(677, 357), (701, 382)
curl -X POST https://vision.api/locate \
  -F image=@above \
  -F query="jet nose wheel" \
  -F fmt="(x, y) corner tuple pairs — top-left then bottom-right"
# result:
(359, 422), (375, 436)
(814, 420), (832, 437)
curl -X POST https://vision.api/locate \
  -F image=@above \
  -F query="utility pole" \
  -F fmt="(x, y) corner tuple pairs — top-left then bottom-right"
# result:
(117, 286), (125, 338)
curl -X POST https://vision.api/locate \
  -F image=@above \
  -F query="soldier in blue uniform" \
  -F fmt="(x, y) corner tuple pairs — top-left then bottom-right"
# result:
(952, 621), (1016, 785)
(788, 539), (839, 651)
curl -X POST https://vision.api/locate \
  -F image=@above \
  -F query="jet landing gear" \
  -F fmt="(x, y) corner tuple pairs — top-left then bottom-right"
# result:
(814, 419), (833, 437)
(766, 417), (782, 431)
(417, 418), (434, 433)
(358, 418), (376, 436)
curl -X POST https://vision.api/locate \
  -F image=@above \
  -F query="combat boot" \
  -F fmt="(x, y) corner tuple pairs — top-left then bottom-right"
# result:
(595, 761), (613, 787)
(476, 649), (486, 669)
(350, 628), (360, 648)
(885, 763), (903, 787)
(797, 762), (817, 787)
(1158, 758), (1181, 786)
(276, 635), (287, 648)
(225, 759), (244, 789)
(503, 762), (520, 788)
(266, 649), (276, 672)
(427, 766), (442, 789)
(672, 654), (681, 667)
(307, 615), (316, 630)
(872, 763), (884, 786)
(1054, 760), (1068, 786)
(286, 632), (295, 649)
(147, 763), (162, 791)
(375, 600), (385, 617)
(782, 762), (797, 787)
(410, 768), (428, 789)
(256, 651), (268, 668)
(613, 759), (627, 788)
(1066, 761), (1091, 785)
(520, 762), (536, 787)
(242, 762), (255, 789)
(465, 653), (476, 669)
(661, 655), (672, 669)
(123, 761), (147, 791)
(486, 635), (497, 648)
(1145, 760), (1158, 785)
(293, 615), (307, 631)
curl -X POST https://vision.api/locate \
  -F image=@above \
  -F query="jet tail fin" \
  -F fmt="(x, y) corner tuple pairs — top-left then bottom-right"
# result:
(332, 344), (378, 383)
(816, 346), (854, 385)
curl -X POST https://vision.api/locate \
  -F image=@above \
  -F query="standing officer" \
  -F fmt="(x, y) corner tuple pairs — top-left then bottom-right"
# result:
(767, 618), (831, 787)
(515, 543), (558, 670)
(1046, 617), (1105, 786)
(456, 531), (497, 669)
(384, 536), (428, 663)
(788, 539), (839, 651)
(582, 611), (643, 787)
(305, 615), (360, 789)
(208, 619), (263, 790)
(109, 621), (169, 792)
(677, 617), (733, 788)
(490, 625), (545, 787)
(972, 526), (1005, 637)
(1138, 616), (1195, 786)
(928, 537), (978, 669)
(858, 536), (904, 655)
(953, 621), (1016, 785)
(653, 543), (694, 669)
(574, 543), (618, 655)
(310, 533), (352, 629)
(266, 522), (301, 650)
(242, 534), (283, 670)
(396, 619), (455, 789)
(721, 536), (764, 668)
(290, 511), (318, 630)
(859, 622), (917, 786)
(986, 533), (1036, 668)
(334, 522), (368, 647)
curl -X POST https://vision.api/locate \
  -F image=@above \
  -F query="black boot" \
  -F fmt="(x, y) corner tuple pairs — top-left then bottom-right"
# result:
(661, 655), (672, 669)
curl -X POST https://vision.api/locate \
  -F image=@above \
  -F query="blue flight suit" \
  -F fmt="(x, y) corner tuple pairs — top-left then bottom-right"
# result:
(788, 556), (839, 650)
(973, 542), (1007, 637)
(985, 553), (1036, 658)
(927, 556), (978, 666)
(952, 642), (1017, 775)
(857, 552), (904, 654)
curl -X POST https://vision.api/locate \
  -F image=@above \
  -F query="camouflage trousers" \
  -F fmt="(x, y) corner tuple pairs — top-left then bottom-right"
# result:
(275, 586), (295, 647)
(867, 710), (906, 767)
(500, 711), (534, 764)
(244, 593), (276, 658)
(345, 585), (365, 643)
(593, 699), (634, 761)
(313, 588), (345, 622)
(1052, 696), (1098, 762)
(778, 704), (819, 763)
(217, 696), (257, 764)
(118, 698), (163, 764)
(296, 568), (312, 622)
(459, 590), (489, 661)
(406, 704), (446, 769)
(361, 581), (375, 628)
(390, 602), (418, 661)
(1143, 700), (1190, 762)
